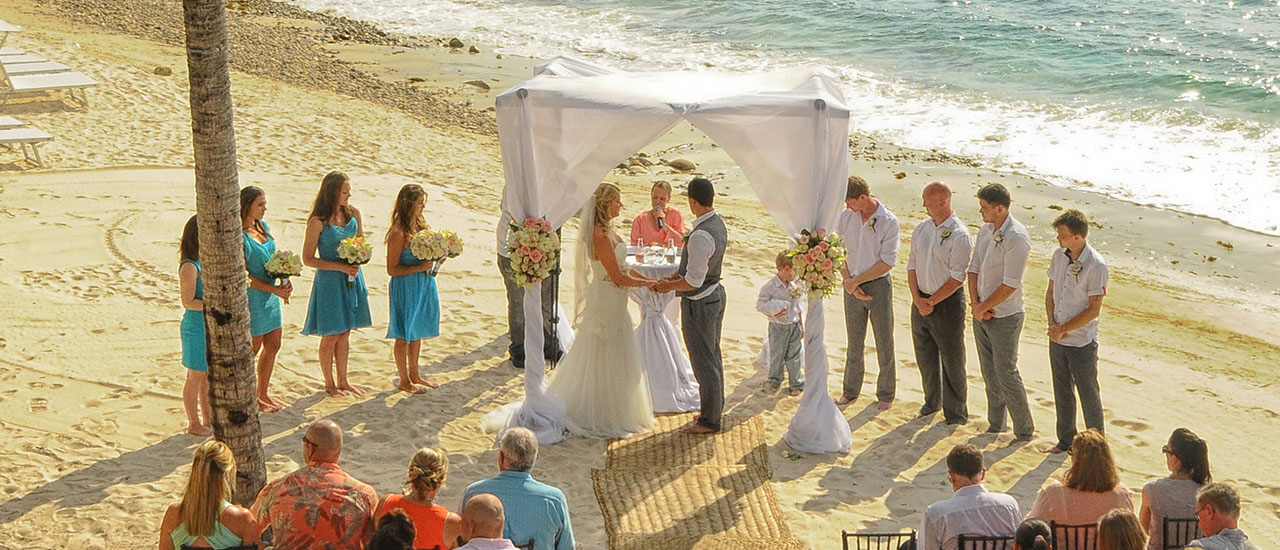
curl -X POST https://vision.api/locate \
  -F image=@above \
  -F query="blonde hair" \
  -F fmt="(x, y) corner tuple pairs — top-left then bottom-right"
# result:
(651, 181), (673, 196)
(180, 440), (236, 537)
(405, 447), (449, 498)
(1097, 509), (1146, 550)
(593, 182), (621, 230)
(775, 250), (792, 270)
(1064, 429), (1120, 492)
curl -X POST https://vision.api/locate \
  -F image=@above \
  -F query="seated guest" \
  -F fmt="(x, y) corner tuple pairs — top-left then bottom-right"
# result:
(1139, 427), (1211, 550)
(1097, 509), (1146, 550)
(461, 428), (574, 550)
(159, 440), (260, 550)
(1187, 483), (1260, 550)
(456, 494), (515, 550)
(368, 509), (415, 550)
(1013, 519), (1052, 550)
(378, 447), (462, 549)
(1026, 430), (1132, 530)
(251, 419), (379, 549)
(920, 444), (1021, 550)
(629, 181), (685, 246)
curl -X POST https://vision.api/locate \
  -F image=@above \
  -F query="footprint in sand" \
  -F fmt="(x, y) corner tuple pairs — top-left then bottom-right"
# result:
(1247, 406), (1279, 419)
(29, 397), (49, 413)
(1110, 419), (1150, 431)
(1115, 374), (1141, 385)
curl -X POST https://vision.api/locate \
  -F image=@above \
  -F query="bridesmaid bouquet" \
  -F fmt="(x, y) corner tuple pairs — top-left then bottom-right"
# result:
(263, 249), (303, 304)
(786, 228), (846, 298)
(337, 235), (373, 288)
(508, 216), (559, 287)
(409, 229), (465, 262)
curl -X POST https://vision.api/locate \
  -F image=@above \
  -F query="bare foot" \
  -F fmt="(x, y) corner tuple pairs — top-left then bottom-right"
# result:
(410, 377), (440, 389)
(338, 384), (365, 396)
(266, 395), (287, 409)
(398, 383), (427, 395)
(684, 423), (716, 435)
(834, 395), (856, 406)
(877, 401), (892, 411)
(1043, 445), (1068, 454)
(186, 425), (211, 436)
(325, 385), (346, 398)
(258, 398), (280, 413)
(789, 388), (803, 397)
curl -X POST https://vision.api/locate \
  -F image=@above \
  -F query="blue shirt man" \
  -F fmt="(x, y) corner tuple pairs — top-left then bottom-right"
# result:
(462, 428), (574, 550)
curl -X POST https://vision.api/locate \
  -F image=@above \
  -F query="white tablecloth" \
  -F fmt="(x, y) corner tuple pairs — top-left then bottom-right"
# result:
(626, 255), (700, 413)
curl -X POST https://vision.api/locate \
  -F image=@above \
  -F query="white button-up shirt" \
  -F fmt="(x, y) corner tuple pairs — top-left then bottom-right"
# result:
(456, 538), (519, 550)
(968, 215), (1031, 318)
(1048, 244), (1107, 347)
(908, 213), (972, 295)
(756, 275), (802, 325)
(920, 484), (1022, 550)
(683, 210), (720, 300)
(838, 202), (899, 280)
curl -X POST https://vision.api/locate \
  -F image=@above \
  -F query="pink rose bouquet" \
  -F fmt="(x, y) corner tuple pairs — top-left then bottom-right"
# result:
(507, 216), (560, 287)
(786, 228), (845, 298)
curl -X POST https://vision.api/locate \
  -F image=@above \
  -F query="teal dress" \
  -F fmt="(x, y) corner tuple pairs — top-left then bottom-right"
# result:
(387, 246), (440, 342)
(180, 259), (207, 372)
(243, 221), (283, 337)
(169, 500), (243, 549)
(302, 217), (372, 336)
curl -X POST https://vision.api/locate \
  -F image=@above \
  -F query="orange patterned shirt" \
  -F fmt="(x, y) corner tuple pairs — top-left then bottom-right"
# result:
(250, 461), (379, 550)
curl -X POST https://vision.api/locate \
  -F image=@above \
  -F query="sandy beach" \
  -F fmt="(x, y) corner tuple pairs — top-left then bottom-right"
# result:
(0, 0), (1277, 547)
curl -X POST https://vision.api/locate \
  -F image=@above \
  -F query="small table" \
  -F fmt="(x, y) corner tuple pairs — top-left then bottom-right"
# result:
(626, 250), (700, 413)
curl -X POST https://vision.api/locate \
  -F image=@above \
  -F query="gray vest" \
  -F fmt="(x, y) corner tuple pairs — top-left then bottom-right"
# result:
(677, 212), (726, 299)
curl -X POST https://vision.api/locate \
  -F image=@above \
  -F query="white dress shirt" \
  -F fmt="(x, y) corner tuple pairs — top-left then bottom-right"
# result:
(907, 213), (972, 295)
(837, 202), (899, 280)
(1048, 244), (1107, 347)
(683, 210), (720, 300)
(967, 215), (1031, 318)
(920, 484), (1022, 550)
(456, 537), (519, 550)
(756, 275), (802, 325)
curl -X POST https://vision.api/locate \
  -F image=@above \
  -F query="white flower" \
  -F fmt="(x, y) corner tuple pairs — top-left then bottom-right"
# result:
(994, 230), (1004, 245)
(1068, 263), (1083, 280)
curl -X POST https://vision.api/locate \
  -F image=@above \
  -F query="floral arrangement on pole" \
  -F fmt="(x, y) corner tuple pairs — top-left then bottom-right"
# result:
(263, 250), (303, 303)
(508, 216), (559, 287)
(410, 229), (465, 263)
(336, 235), (373, 288)
(786, 228), (845, 298)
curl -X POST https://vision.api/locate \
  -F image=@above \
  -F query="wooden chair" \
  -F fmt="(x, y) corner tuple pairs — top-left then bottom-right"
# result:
(956, 534), (1015, 550)
(1050, 521), (1097, 550)
(1162, 516), (1202, 549)
(841, 529), (917, 550)
(514, 540), (534, 550)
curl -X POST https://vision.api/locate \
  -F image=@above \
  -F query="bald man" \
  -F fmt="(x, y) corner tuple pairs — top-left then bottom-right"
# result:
(907, 182), (973, 425)
(455, 494), (517, 550)
(251, 419), (379, 550)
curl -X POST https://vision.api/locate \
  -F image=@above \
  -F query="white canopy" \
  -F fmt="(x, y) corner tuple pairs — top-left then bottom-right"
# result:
(492, 56), (853, 454)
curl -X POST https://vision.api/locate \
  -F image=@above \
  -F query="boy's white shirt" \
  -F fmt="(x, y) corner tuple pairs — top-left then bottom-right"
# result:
(756, 274), (803, 324)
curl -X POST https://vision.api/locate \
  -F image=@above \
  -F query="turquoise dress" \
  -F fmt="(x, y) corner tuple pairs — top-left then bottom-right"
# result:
(180, 259), (207, 372)
(169, 500), (243, 549)
(243, 221), (283, 337)
(387, 246), (440, 342)
(302, 217), (372, 336)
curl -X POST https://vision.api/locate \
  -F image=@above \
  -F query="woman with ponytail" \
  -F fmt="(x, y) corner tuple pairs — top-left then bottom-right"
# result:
(1014, 519), (1053, 550)
(1139, 427), (1212, 550)
(377, 447), (461, 549)
(159, 440), (260, 549)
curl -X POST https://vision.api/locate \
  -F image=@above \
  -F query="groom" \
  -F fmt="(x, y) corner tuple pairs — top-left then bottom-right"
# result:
(652, 177), (726, 434)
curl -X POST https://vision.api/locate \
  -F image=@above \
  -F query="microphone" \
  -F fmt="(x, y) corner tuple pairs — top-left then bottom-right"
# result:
(654, 206), (664, 229)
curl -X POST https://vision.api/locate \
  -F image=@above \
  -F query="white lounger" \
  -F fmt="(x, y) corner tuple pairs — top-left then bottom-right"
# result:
(1, 69), (97, 106)
(0, 53), (44, 64)
(0, 20), (19, 48)
(0, 126), (53, 167)
(0, 46), (22, 56)
(0, 115), (24, 129)
(3, 61), (68, 75)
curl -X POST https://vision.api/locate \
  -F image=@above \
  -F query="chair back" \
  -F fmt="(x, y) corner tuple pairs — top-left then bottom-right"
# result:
(1050, 521), (1097, 550)
(841, 529), (917, 550)
(956, 534), (1015, 550)
(1162, 516), (1202, 549)
(515, 540), (535, 550)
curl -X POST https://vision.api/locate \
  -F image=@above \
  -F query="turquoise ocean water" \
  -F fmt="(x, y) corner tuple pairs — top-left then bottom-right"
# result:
(287, 0), (1280, 235)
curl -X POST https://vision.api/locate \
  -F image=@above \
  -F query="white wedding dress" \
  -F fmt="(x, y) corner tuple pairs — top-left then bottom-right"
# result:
(547, 242), (655, 439)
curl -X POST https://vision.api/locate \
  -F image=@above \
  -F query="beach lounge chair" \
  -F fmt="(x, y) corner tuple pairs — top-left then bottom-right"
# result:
(3, 61), (69, 75)
(0, 20), (18, 48)
(0, 115), (23, 129)
(0, 124), (53, 166)
(0, 53), (43, 64)
(0, 64), (96, 106)
(0, 46), (22, 56)
(842, 529), (917, 550)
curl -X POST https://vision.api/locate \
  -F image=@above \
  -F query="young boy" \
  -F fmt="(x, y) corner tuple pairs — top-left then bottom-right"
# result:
(756, 251), (804, 396)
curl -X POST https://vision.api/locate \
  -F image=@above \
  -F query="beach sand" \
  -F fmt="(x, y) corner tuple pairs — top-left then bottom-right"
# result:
(0, 0), (1277, 547)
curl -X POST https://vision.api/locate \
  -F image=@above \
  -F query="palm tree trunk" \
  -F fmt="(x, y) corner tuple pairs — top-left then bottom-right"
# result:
(181, 0), (265, 505)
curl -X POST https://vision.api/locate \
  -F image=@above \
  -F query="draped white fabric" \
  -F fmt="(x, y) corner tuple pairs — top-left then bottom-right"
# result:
(628, 261), (700, 413)
(493, 57), (852, 451)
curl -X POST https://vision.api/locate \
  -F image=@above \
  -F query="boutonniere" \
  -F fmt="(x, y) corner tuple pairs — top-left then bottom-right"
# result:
(867, 217), (878, 229)
(1068, 262), (1083, 280)
(940, 230), (953, 244)
(993, 230), (1005, 245)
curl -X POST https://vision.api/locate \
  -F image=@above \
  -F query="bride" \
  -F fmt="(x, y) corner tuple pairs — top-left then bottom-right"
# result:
(547, 182), (656, 438)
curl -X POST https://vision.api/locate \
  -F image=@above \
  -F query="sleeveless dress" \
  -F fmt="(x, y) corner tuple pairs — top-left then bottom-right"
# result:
(243, 221), (283, 337)
(380, 493), (450, 550)
(548, 242), (654, 438)
(180, 259), (207, 372)
(169, 500), (243, 549)
(302, 217), (372, 336)
(386, 246), (440, 342)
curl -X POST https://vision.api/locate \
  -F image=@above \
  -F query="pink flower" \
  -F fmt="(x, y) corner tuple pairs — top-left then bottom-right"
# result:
(518, 245), (531, 256)
(539, 219), (552, 231)
(816, 228), (827, 238)
(818, 241), (829, 251)
(803, 254), (816, 265)
(529, 249), (545, 262)
(524, 218), (538, 228)
(821, 259), (833, 270)
(806, 273), (819, 282)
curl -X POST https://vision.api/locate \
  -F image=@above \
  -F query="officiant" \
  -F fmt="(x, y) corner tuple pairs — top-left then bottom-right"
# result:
(629, 181), (685, 246)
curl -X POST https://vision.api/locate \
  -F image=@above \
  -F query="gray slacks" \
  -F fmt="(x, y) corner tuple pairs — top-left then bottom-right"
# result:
(767, 321), (804, 389)
(842, 276), (895, 402)
(497, 254), (558, 364)
(973, 312), (1034, 437)
(1050, 340), (1103, 450)
(683, 286), (726, 431)
(911, 290), (968, 423)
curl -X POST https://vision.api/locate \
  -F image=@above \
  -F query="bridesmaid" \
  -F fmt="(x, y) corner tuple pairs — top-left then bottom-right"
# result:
(385, 184), (441, 394)
(301, 171), (372, 397)
(240, 186), (292, 412)
(178, 215), (211, 435)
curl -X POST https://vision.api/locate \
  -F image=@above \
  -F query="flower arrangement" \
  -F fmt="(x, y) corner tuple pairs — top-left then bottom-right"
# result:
(786, 228), (846, 298)
(337, 235), (373, 288)
(263, 249), (303, 303)
(410, 229), (465, 262)
(507, 216), (559, 287)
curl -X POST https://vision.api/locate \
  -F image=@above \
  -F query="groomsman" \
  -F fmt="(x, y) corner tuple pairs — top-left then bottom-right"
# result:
(495, 203), (561, 370)
(837, 175), (898, 410)
(907, 182), (973, 425)
(967, 183), (1034, 440)
(1044, 209), (1108, 454)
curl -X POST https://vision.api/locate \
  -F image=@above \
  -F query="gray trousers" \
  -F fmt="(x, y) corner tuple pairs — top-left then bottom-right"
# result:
(973, 312), (1034, 437)
(1050, 340), (1103, 450)
(767, 321), (804, 389)
(683, 286), (726, 431)
(497, 254), (558, 363)
(911, 290), (968, 423)
(842, 276), (895, 402)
